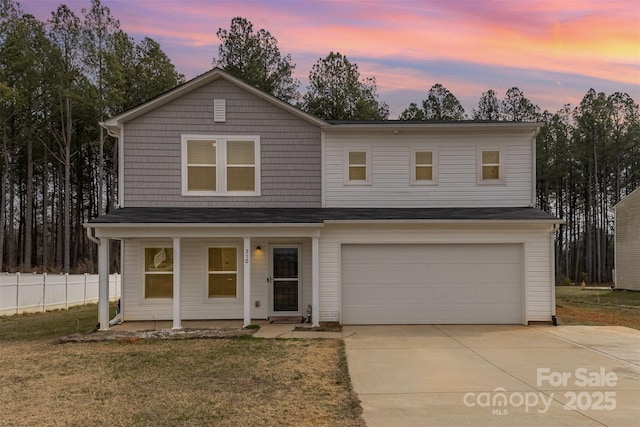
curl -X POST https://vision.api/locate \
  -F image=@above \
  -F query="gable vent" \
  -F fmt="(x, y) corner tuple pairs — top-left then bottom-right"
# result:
(214, 99), (226, 122)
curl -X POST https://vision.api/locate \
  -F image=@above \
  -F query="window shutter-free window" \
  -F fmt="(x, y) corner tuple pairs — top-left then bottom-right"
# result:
(415, 151), (433, 181)
(187, 140), (216, 191)
(482, 150), (500, 180)
(227, 141), (255, 192)
(348, 151), (367, 181)
(144, 248), (173, 298)
(182, 135), (260, 196)
(208, 248), (237, 298)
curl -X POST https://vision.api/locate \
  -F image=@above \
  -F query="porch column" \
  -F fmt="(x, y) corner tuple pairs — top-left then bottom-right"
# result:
(172, 237), (182, 330)
(312, 236), (320, 327)
(98, 237), (110, 330)
(243, 237), (251, 327)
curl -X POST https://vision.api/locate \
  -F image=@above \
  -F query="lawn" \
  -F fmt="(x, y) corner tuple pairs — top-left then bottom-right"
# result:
(555, 286), (640, 329)
(0, 306), (364, 426)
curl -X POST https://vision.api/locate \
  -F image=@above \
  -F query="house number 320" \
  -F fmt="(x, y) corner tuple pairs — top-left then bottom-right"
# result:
(244, 249), (249, 264)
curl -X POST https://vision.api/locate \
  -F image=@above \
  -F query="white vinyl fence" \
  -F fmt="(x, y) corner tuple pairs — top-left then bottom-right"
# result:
(0, 273), (121, 316)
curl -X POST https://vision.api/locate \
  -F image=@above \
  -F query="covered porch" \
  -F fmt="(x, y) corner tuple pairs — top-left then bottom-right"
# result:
(86, 220), (323, 331)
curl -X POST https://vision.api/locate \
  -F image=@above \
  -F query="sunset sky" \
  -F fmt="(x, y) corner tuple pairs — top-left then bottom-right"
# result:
(22, 0), (640, 118)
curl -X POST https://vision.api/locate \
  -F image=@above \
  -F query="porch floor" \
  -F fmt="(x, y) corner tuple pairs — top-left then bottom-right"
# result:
(110, 320), (343, 339)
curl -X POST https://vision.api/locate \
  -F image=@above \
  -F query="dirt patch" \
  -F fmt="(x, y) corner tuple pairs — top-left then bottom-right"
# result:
(555, 286), (640, 329)
(294, 322), (343, 332)
(556, 305), (640, 329)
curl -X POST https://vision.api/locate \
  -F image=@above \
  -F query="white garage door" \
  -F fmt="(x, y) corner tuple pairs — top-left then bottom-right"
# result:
(341, 244), (523, 324)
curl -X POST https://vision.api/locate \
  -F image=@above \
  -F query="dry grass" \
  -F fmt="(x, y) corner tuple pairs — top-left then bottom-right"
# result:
(555, 286), (640, 329)
(0, 307), (364, 426)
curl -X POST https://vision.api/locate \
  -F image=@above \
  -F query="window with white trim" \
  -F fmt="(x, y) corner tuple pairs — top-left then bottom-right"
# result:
(226, 141), (255, 192)
(478, 149), (503, 183)
(412, 149), (437, 184)
(182, 135), (260, 195)
(144, 247), (173, 298)
(186, 139), (217, 191)
(345, 150), (370, 184)
(208, 247), (238, 298)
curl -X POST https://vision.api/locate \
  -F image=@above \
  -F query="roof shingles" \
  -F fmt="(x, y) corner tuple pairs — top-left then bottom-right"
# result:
(89, 207), (560, 224)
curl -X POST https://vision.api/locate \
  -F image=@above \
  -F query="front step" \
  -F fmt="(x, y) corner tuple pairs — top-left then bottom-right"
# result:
(269, 316), (304, 324)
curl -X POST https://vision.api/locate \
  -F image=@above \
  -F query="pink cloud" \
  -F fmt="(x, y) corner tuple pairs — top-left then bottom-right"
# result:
(46, 0), (636, 88)
(19, 0), (639, 116)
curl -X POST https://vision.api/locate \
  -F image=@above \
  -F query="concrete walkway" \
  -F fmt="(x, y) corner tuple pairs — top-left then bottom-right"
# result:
(343, 325), (640, 426)
(252, 322), (343, 339)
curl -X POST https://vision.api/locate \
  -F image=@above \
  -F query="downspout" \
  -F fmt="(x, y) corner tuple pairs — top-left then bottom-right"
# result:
(613, 205), (617, 289)
(531, 127), (540, 208)
(550, 223), (559, 326)
(99, 122), (124, 208)
(86, 226), (122, 326)
(86, 226), (100, 245)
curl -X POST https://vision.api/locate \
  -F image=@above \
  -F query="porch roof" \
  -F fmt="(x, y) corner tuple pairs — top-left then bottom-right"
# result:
(88, 207), (561, 225)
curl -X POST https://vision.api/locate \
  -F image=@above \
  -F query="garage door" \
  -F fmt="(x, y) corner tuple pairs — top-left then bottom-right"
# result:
(341, 244), (523, 324)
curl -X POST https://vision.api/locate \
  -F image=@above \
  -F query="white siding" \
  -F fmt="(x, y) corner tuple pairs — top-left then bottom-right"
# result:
(119, 226), (553, 324)
(323, 130), (534, 207)
(250, 238), (269, 318)
(318, 223), (554, 323)
(121, 237), (311, 321)
(122, 239), (172, 321)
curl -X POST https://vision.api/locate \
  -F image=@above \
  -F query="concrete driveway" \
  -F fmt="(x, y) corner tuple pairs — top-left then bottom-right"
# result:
(343, 325), (640, 426)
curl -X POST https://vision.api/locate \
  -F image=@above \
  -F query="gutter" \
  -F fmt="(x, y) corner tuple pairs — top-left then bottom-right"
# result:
(323, 219), (564, 225)
(321, 122), (544, 133)
(84, 222), (325, 228)
(98, 120), (121, 138)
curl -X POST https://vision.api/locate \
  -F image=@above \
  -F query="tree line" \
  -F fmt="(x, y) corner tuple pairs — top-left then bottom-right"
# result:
(0, 0), (183, 272)
(2, 7), (638, 283)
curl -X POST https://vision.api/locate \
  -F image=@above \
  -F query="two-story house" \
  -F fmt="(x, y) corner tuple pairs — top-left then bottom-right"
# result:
(87, 68), (561, 330)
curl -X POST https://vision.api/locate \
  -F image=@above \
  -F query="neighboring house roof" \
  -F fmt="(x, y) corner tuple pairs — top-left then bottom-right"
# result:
(100, 68), (328, 135)
(89, 207), (561, 225)
(615, 186), (640, 209)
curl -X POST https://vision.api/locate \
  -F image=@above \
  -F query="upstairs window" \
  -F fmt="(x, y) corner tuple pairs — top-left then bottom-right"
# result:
(187, 140), (217, 191)
(412, 150), (437, 185)
(182, 135), (260, 196)
(479, 149), (503, 183)
(346, 150), (370, 184)
(227, 141), (256, 192)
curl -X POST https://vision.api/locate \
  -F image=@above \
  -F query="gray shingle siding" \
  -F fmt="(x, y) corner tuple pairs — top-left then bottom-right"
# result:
(123, 79), (322, 208)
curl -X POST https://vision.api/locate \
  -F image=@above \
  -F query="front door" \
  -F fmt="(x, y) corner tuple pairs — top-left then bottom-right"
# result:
(270, 246), (301, 315)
